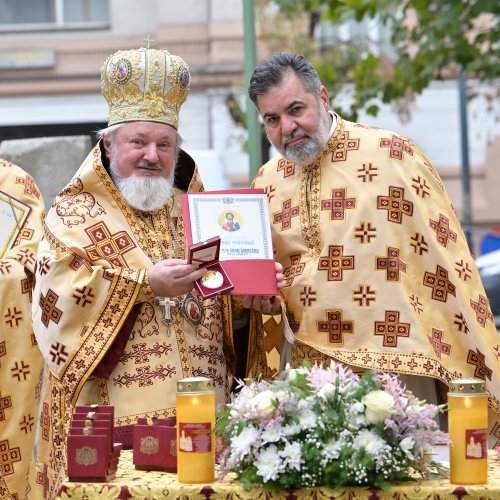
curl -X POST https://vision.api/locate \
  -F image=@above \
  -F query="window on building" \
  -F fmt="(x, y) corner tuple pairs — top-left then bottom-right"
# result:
(0, 0), (109, 28)
(315, 17), (393, 57)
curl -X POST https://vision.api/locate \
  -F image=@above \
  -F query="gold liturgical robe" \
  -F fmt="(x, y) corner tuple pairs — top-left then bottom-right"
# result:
(0, 159), (45, 500)
(31, 144), (237, 499)
(251, 116), (500, 443)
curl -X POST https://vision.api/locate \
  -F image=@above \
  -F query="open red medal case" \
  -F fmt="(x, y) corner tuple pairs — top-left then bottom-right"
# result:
(187, 236), (234, 298)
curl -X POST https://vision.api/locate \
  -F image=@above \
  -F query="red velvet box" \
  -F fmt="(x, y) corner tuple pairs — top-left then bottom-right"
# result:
(187, 236), (233, 298)
(67, 405), (119, 482)
(71, 421), (113, 453)
(133, 418), (177, 472)
(74, 405), (114, 419)
(67, 432), (114, 482)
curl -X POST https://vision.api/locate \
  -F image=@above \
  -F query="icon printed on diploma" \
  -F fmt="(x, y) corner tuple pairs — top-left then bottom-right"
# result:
(219, 211), (242, 232)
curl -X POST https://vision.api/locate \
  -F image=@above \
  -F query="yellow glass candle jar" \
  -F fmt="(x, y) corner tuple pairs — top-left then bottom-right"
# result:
(176, 376), (215, 483)
(448, 378), (488, 484)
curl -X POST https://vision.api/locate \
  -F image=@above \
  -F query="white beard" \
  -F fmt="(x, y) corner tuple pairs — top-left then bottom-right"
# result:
(276, 107), (332, 166)
(109, 157), (175, 212)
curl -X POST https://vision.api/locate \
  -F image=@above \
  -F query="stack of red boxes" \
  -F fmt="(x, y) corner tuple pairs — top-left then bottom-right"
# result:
(67, 405), (122, 481)
(133, 417), (177, 472)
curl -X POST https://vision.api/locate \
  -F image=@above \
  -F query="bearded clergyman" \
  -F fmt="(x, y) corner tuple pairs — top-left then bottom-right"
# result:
(31, 46), (282, 499)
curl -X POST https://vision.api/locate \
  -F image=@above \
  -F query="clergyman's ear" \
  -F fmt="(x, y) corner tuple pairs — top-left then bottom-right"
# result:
(102, 134), (112, 156)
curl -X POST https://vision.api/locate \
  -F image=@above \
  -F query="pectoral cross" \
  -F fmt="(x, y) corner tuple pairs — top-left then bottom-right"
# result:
(143, 35), (155, 49)
(154, 296), (180, 336)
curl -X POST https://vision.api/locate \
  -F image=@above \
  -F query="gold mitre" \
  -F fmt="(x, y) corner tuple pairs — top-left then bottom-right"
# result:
(101, 47), (191, 128)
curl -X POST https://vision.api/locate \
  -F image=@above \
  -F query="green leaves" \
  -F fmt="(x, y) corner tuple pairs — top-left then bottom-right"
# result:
(267, 0), (499, 120)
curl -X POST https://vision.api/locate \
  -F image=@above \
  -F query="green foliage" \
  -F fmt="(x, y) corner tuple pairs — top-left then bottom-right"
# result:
(266, 0), (500, 121)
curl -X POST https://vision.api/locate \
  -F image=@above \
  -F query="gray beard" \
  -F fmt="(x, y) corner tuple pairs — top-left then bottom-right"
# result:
(109, 159), (175, 212)
(277, 108), (331, 166)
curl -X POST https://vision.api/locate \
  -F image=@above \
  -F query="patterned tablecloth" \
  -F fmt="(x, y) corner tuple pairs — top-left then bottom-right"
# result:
(56, 449), (500, 499)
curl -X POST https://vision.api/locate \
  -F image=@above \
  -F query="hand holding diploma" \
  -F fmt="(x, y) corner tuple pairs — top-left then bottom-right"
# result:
(242, 261), (283, 315)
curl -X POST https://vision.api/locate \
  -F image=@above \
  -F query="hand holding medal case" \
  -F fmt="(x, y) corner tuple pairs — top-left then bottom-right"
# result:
(188, 236), (234, 298)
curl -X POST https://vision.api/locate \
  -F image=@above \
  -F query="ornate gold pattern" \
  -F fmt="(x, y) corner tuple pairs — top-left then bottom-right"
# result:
(101, 48), (190, 128)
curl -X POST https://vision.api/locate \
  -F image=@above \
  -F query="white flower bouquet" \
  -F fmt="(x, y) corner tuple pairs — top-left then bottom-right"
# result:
(215, 361), (449, 491)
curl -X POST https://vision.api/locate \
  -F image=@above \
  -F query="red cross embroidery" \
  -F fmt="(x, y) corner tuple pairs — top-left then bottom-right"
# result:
(284, 254), (305, 287)
(321, 188), (356, 221)
(84, 221), (136, 267)
(318, 245), (355, 281)
(50, 342), (69, 366)
(353, 285), (376, 306)
(317, 309), (354, 344)
(357, 163), (378, 182)
(423, 265), (456, 302)
(72, 286), (96, 307)
(11, 360), (30, 381)
(454, 313), (469, 334)
(39, 289), (63, 327)
(331, 131), (360, 162)
(410, 232), (429, 255)
(354, 222), (377, 244)
(264, 185), (276, 203)
(15, 175), (40, 198)
(277, 158), (295, 177)
(377, 186), (413, 223)
(470, 293), (494, 327)
(427, 328), (451, 359)
(0, 439), (21, 476)
(4, 307), (22, 328)
(467, 348), (492, 380)
(376, 247), (407, 282)
(374, 310), (410, 347)
(379, 134), (414, 160)
(0, 392), (12, 421)
(412, 176), (430, 198)
(455, 260), (472, 281)
(429, 214), (457, 248)
(273, 199), (300, 231)
(300, 285), (317, 306)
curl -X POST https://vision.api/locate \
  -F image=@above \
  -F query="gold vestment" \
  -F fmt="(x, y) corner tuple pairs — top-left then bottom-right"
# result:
(251, 116), (500, 443)
(31, 145), (237, 498)
(0, 159), (45, 500)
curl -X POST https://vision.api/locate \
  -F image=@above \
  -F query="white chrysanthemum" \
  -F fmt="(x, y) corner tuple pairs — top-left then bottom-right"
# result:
(255, 444), (284, 482)
(279, 441), (302, 470)
(347, 401), (367, 427)
(353, 429), (387, 455)
(362, 390), (396, 424)
(281, 422), (301, 437)
(399, 436), (415, 459)
(230, 425), (259, 460)
(323, 438), (343, 460)
(298, 408), (317, 429)
(261, 424), (282, 444)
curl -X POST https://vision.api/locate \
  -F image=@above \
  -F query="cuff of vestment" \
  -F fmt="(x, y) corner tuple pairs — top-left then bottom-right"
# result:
(136, 270), (156, 303)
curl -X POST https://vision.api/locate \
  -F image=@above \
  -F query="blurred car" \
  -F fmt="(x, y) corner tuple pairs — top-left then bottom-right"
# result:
(476, 249), (500, 330)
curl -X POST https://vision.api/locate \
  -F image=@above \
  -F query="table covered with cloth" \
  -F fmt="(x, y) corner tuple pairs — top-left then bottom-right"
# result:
(56, 449), (500, 499)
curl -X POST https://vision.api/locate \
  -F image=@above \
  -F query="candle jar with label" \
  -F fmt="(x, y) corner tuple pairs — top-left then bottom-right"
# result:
(448, 378), (488, 484)
(176, 376), (215, 483)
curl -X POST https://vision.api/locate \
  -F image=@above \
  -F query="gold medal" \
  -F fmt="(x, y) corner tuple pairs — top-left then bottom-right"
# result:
(200, 270), (224, 289)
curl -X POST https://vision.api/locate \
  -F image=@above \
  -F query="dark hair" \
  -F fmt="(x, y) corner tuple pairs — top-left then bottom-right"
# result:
(248, 53), (322, 105)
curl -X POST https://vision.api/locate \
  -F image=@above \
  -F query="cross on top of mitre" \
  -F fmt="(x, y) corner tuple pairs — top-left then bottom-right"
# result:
(143, 34), (155, 49)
